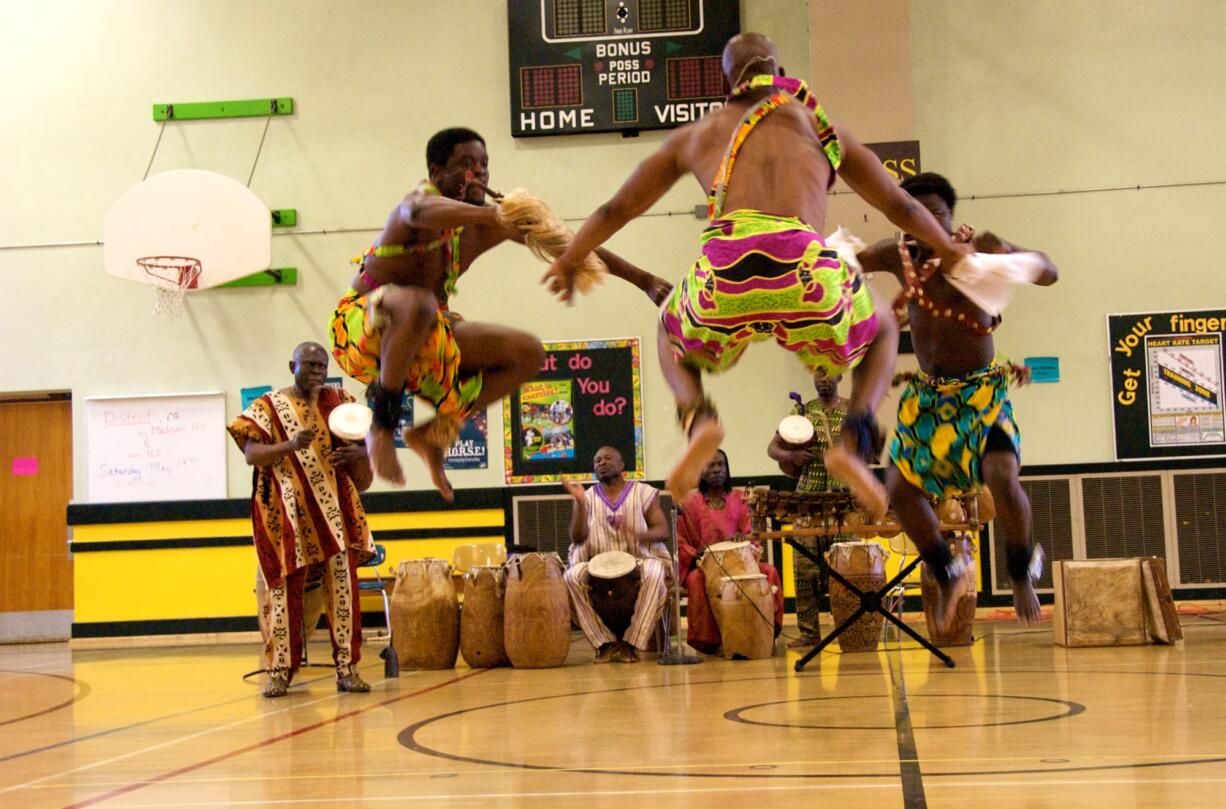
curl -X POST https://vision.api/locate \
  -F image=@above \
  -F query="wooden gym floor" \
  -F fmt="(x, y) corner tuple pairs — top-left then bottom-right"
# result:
(3, 613), (1226, 809)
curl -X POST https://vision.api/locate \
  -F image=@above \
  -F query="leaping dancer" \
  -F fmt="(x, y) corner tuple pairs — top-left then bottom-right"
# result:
(544, 33), (979, 518)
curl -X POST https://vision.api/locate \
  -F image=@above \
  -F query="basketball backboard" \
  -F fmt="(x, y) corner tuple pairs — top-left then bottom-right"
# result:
(103, 169), (271, 291)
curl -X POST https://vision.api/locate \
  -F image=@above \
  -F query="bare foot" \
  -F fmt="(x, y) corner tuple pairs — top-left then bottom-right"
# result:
(405, 422), (454, 502)
(1011, 578), (1042, 627)
(666, 418), (724, 502)
(930, 558), (970, 636)
(824, 445), (887, 521)
(594, 643), (617, 664)
(366, 427), (405, 486)
(1010, 544), (1043, 627)
(787, 635), (820, 649)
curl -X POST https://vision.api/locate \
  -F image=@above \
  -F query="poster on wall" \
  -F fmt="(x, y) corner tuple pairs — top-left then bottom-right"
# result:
(504, 338), (643, 484)
(392, 395), (489, 470)
(445, 411), (489, 470)
(1109, 309), (1226, 460)
(392, 393), (416, 449)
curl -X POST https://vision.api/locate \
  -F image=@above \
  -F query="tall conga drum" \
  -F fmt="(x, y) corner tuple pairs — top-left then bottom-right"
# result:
(826, 541), (889, 652)
(712, 573), (776, 659)
(699, 540), (759, 602)
(460, 565), (508, 668)
(504, 552), (570, 668)
(920, 534), (978, 646)
(391, 558), (460, 669)
(586, 550), (640, 640)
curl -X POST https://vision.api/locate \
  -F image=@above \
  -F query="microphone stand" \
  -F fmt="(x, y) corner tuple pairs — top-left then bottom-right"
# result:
(658, 503), (702, 665)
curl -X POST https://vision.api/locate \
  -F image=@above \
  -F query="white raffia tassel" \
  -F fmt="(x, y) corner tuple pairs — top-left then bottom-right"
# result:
(825, 226), (868, 274)
(496, 188), (607, 294)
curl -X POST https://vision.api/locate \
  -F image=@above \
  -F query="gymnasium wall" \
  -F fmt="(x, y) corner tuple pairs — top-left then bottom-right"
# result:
(0, 0), (813, 501)
(904, 0), (1226, 464)
(3, 1), (1222, 503)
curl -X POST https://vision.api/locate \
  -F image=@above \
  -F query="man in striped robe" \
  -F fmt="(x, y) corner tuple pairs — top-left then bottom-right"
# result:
(563, 447), (672, 663)
(228, 342), (376, 697)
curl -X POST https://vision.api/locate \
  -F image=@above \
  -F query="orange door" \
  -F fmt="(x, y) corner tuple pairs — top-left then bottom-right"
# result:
(0, 397), (73, 614)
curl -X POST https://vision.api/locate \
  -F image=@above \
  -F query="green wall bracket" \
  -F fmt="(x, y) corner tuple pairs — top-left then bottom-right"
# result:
(218, 268), (298, 288)
(152, 98), (294, 122)
(270, 209), (297, 227)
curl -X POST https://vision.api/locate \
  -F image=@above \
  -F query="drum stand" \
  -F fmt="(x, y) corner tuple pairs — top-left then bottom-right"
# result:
(785, 538), (954, 671)
(744, 488), (982, 672)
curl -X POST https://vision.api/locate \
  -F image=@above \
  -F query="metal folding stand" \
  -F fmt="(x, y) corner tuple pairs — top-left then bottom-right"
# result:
(785, 537), (956, 671)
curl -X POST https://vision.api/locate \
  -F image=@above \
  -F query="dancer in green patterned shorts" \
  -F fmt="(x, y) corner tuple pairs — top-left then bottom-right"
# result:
(857, 172), (1059, 627)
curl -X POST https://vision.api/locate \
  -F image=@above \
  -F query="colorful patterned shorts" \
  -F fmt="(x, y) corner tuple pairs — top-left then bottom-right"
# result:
(329, 287), (482, 419)
(889, 362), (1021, 498)
(660, 210), (878, 377)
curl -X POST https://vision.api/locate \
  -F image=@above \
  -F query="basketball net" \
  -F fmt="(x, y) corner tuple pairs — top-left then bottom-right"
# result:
(137, 256), (202, 318)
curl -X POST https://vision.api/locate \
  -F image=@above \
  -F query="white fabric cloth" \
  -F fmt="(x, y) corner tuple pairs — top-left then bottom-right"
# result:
(946, 251), (1047, 317)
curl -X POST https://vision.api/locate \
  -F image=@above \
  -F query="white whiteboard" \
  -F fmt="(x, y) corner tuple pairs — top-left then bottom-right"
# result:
(86, 392), (227, 502)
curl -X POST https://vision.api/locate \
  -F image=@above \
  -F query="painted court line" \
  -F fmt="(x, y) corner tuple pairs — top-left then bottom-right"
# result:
(888, 652), (927, 809)
(0, 667), (354, 765)
(103, 783), (902, 807)
(97, 777), (1226, 808)
(1, 685), (359, 798)
(0, 670), (472, 802)
(57, 670), (489, 809)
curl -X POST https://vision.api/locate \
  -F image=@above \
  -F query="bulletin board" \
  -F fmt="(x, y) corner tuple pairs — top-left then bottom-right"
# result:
(504, 338), (643, 483)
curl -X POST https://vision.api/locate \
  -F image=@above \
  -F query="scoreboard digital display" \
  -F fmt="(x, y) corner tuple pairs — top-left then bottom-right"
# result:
(508, 0), (740, 137)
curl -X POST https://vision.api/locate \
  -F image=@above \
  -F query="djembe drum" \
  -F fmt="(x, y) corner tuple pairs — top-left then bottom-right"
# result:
(712, 573), (776, 659)
(776, 414), (816, 477)
(586, 550), (641, 640)
(699, 540), (759, 602)
(504, 552), (570, 668)
(460, 565), (508, 668)
(826, 541), (889, 652)
(920, 533), (978, 646)
(391, 558), (460, 669)
(975, 488), (996, 523)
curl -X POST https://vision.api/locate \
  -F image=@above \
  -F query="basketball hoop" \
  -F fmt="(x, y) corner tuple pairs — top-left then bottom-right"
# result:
(137, 256), (202, 318)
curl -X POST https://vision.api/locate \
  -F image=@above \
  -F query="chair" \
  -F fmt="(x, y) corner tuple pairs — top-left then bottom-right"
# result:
(356, 544), (391, 636)
(882, 533), (924, 642)
(451, 542), (508, 594)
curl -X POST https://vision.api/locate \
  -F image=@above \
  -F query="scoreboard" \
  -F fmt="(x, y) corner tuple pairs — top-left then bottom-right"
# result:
(507, 0), (740, 138)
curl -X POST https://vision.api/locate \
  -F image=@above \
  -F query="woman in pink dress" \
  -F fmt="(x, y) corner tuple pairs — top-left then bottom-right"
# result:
(677, 450), (784, 655)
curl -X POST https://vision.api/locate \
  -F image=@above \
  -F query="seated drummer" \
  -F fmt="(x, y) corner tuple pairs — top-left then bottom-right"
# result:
(677, 450), (784, 655)
(563, 446), (672, 663)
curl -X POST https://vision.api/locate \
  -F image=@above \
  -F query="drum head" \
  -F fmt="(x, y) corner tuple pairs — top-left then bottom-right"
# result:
(465, 564), (504, 581)
(778, 414), (814, 445)
(588, 550), (636, 579)
(708, 540), (750, 553)
(328, 402), (372, 441)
